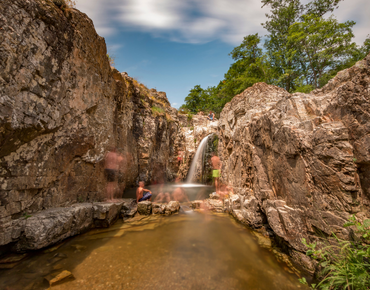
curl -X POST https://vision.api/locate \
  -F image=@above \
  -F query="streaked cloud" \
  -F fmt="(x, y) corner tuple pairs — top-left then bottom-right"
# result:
(76, 0), (369, 45)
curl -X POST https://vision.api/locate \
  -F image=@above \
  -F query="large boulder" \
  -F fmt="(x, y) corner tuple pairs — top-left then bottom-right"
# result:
(165, 201), (180, 215)
(93, 201), (124, 227)
(152, 203), (166, 215)
(137, 201), (152, 215)
(218, 54), (370, 269)
(121, 199), (137, 218)
(10, 200), (124, 251)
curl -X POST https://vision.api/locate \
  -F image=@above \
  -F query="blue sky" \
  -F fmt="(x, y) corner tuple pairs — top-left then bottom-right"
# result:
(76, 0), (370, 108)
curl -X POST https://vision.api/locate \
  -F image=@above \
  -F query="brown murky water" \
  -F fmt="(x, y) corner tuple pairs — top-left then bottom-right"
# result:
(0, 211), (306, 290)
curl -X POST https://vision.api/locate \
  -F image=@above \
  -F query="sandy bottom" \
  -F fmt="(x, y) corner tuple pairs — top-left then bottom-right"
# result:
(0, 212), (306, 290)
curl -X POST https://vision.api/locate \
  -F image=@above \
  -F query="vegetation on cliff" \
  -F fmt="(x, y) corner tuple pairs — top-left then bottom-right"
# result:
(300, 216), (370, 290)
(181, 0), (370, 115)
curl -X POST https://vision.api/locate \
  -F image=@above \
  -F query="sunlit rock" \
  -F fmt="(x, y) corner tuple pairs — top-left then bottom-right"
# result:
(218, 53), (370, 270)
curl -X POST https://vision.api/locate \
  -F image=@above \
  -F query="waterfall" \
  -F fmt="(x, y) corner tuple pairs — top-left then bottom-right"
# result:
(185, 134), (213, 183)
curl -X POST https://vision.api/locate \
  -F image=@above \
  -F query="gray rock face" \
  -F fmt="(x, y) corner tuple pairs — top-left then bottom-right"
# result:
(121, 199), (137, 218)
(9, 200), (124, 251)
(137, 201), (152, 215)
(0, 0), (184, 248)
(218, 54), (370, 269)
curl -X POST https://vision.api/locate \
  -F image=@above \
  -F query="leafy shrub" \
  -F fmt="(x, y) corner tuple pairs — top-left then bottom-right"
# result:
(151, 106), (165, 116)
(107, 54), (115, 66)
(300, 215), (370, 290)
(187, 112), (193, 122)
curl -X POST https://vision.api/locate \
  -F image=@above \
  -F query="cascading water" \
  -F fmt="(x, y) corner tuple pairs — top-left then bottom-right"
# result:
(185, 134), (213, 183)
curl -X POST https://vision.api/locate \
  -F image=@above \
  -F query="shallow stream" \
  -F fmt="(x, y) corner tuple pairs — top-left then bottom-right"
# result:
(0, 211), (305, 290)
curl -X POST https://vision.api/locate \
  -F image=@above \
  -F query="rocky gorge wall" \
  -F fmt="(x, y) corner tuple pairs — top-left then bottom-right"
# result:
(0, 0), (184, 248)
(218, 53), (370, 271)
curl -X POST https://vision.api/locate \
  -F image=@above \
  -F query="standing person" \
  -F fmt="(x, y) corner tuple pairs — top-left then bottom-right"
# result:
(136, 181), (152, 203)
(207, 111), (215, 121)
(104, 147), (124, 201)
(177, 151), (184, 167)
(211, 153), (222, 192)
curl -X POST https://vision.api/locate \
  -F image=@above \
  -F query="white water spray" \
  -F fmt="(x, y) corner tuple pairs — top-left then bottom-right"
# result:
(185, 134), (213, 183)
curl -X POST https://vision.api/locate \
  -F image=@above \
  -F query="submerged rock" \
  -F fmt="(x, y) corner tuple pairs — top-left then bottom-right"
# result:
(137, 201), (152, 215)
(45, 270), (74, 286)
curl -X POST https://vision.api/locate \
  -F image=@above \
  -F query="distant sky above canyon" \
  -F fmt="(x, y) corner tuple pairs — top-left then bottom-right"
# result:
(76, 0), (370, 108)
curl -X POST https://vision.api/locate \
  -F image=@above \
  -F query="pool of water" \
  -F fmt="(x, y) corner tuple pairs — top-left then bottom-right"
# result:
(0, 211), (306, 290)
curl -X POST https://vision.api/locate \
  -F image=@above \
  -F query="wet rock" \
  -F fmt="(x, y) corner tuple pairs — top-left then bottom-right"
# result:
(137, 201), (152, 215)
(45, 270), (74, 286)
(191, 200), (203, 209)
(205, 199), (224, 212)
(93, 200), (125, 228)
(152, 203), (166, 215)
(209, 192), (220, 199)
(11, 201), (124, 251)
(165, 201), (180, 215)
(121, 199), (137, 218)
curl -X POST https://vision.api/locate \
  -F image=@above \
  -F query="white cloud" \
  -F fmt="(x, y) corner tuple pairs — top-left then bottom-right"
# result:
(332, 0), (370, 44)
(76, 0), (369, 45)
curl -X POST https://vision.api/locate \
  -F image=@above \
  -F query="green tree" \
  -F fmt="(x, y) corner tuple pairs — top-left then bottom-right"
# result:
(319, 35), (370, 87)
(181, 85), (205, 114)
(262, 0), (303, 92)
(221, 34), (269, 97)
(288, 14), (356, 89)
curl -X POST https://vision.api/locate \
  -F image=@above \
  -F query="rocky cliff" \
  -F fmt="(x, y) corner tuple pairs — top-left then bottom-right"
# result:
(218, 53), (370, 270)
(0, 0), (182, 248)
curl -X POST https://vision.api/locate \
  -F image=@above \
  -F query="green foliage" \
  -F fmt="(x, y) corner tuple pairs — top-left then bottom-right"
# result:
(288, 14), (356, 89)
(107, 54), (115, 66)
(300, 215), (370, 289)
(187, 112), (193, 121)
(182, 0), (365, 114)
(22, 212), (32, 219)
(151, 106), (165, 116)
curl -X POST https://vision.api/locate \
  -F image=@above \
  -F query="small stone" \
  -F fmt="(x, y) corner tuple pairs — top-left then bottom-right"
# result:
(45, 270), (74, 286)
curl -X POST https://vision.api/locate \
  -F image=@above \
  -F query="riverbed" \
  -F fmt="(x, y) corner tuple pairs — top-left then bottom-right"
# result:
(0, 211), (305, 290)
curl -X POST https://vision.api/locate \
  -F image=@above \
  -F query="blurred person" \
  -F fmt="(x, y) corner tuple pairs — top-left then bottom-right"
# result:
(172, 176), (190, 203)
(154, 191), (171, 203)
(153, 176), (170, 203)
(207, 111), (215, 121)
(211, 153), (222, 193)
(136, 181), (152, 203)
(104, 147), (124, 201)
(177, 151), (184, 167)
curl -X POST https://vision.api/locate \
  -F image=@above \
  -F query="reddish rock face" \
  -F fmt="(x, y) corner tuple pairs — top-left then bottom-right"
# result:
(0, 0), (183, 247)
(218, 56), (370, 270)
